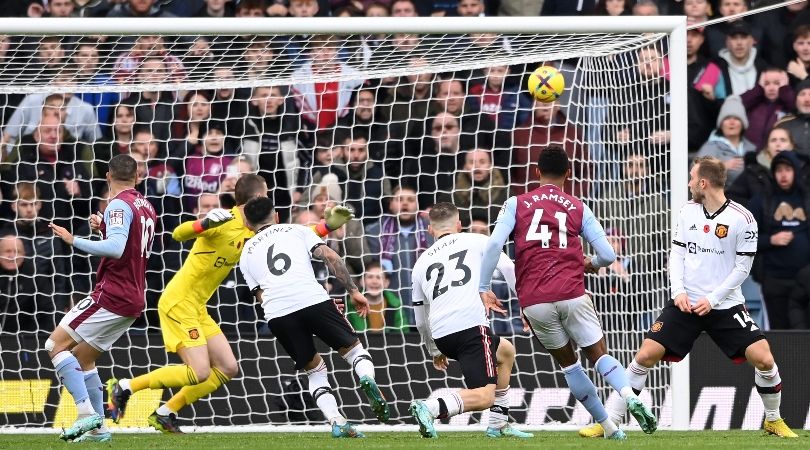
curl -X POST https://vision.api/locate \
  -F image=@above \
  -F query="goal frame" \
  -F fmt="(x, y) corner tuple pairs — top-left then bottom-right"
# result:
(0, 15), (689, 431)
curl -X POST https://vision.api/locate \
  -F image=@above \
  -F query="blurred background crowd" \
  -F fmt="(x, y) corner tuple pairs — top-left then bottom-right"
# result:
(0, 0), (809, 343)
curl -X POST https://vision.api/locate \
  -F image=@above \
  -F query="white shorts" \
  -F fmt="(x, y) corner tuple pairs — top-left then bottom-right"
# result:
(523, 294), (603, 350)
(59, 297), (135, 352)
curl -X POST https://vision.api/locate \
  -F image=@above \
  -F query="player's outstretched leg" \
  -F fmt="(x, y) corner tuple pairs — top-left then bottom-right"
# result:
(75, 365), (112, 442)
(485, 340), (533, 439)
(306, 356), (363, 438)
(108, 363), (200, 424)
(342, 342), (389, 423)
(746, 340), (798, 438)
(563, 361), (625, 440)
(593, 353), (656, 434)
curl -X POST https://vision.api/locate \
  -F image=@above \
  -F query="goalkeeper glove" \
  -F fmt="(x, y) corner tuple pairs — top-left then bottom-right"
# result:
(324, 205), (354, 231)
(200, 208), (234, 230)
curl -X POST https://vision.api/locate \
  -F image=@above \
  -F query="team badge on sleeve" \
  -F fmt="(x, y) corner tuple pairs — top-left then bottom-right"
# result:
(715, 224), (729, 239)
(108, 209), (124, 227)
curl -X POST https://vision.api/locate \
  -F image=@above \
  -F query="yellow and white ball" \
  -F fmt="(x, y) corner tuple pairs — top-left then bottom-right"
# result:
(527, 66), (565, 103)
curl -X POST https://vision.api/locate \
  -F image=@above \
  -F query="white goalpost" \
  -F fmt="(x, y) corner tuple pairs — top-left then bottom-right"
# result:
(0, 16), (688, 432)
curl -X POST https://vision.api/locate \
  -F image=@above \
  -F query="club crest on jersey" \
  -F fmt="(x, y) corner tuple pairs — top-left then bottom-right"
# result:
(188, 329), (200, 340)
(703, 224), (710, 233)
(651, 321), (663, 332)
(715, 224), (729, 239)
(108, 209), (124, 227)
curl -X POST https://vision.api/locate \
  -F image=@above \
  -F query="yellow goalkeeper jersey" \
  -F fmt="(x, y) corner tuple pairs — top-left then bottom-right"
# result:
(160, 206), (254, 309)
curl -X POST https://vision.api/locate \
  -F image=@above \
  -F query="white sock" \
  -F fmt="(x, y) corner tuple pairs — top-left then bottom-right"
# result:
(76, 398), (95, 417)
(424, 392), (463, 419)
(156, 404), (175, 416)
(755, 365), (782, 422)
(626, 360), (649, 392)
(342, 345), (375, 380)
(605, 392), (627, 425)
(600, 416), (619, 437)
(307, 360), (344, 425)
(488, 387), (509, 429)
(118, 378), (131, 392)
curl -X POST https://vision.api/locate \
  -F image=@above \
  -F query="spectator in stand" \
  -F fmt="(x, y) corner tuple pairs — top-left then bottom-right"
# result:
(93, 103), (135, 180)
(297, 138), (349, 206)
(245, 85), (300, 212)
(337, 86), (389, 162)
(729, 126), (794, 207)
(10, 182), (70, 321)
(756, 1), (808, 71)
(704, 0), (765, 59)
(431, 77), (497, 161)
(366, 185), (432, 325)
(195, 192), (221, 219)
(183, 36), (215, 75)
(124, 56), (179, 147)
(346, 261), (406, 333)
(183, 121), (233, 212)
(242, 40), (277, 79)
(385, 58), (433, 165)
(749, 151), (810, 330)
(174, 91), (212, 152)
(239, 0), (269, 16)
(195, 0), (236, 17)
(31, 36), (64, 83)
(107, 0), (175, 17)
(468, 65), (533, 133)
(131, 128), (182, 200)
(0, 35), (22, 129)
(291, 35), (364, 131)
(775, 79), (810, 157)
(688, 22), (723, 154)
(404, 111), (465, 209)
(787, 25), (810, 86)
(0, 115), (92, 228)
(219, 156), (256, 197)
(697, 96), (756, 187)
(2, 87), (100, 148)
(741, 69), (795, 149)
(342, 132), (391, 223)
(541, 0), (596, 15)
(0, 231), (40, 334)
(512, 98), (587, 197)
(26, 0), (75, 17)
(632, 0), (658, 15)
(71, 38), (120, 131)
(113, 35), (185, 83)
(209, 66), (250, 153)
(594, 0), (634, 16)
(453, 148), (508, 227)
(391, 0), (419, 16)
(684, 0), (711, 23)
(717, 20), (767, 96)
(790, 265), (810, 329)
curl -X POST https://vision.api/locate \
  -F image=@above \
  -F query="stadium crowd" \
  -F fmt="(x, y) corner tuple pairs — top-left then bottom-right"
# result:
(1, 0), (810, 340)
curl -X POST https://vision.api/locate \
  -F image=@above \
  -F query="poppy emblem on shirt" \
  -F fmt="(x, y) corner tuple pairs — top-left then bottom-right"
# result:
(703, 224), (710, 233)
(189, 329), (200, 340)
(651, 321), (663, 333)
(715, 224), (729, 239)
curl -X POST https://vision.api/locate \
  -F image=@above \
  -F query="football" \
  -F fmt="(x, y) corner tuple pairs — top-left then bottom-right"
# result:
(527, 65), (565, 103)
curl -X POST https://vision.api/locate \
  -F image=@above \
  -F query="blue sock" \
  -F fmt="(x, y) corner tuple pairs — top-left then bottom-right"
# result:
(53, 351), (90, 406)
(595, 354), (631, 396)
(84, 369), (105, 416)
(563, 362), (608, 423)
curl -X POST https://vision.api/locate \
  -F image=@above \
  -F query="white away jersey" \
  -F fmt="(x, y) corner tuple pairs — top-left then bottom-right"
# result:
(671, 200), (758, 309)
(412, 232), (515, 339)
(239, 224), (330, 320)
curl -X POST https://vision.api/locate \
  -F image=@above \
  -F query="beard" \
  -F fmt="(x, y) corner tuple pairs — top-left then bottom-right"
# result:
(691, 188), (704, 203)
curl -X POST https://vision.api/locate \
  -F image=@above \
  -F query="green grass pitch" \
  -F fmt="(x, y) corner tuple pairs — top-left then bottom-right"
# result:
(0, 431), (807, 450)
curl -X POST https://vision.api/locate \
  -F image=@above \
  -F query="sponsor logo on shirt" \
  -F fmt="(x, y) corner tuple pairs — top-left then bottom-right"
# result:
(688, 242), (725, 255)
(689, 224), (698, 231)
(715, 224), (729, 239)
(108, 209), (124, 228)
(744, 230), (757, 241)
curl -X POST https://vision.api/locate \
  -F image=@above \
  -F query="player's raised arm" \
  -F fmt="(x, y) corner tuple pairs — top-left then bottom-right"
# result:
(479, 196), (518, 292)
(172, 208), (234, 242)
(50, 198), (133, 259)
(311, 242), (368, 317)
(581, 203), (616, 273)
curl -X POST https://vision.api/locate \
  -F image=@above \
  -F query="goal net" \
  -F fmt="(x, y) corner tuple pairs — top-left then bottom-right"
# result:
(0, 16), (687, 431)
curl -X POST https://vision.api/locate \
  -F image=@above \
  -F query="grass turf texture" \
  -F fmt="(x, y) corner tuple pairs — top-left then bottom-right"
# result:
(0, 431), (807, 450)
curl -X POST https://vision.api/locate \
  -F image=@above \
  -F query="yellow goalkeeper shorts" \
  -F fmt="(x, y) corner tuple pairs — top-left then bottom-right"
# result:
(158, 299), (222, 353)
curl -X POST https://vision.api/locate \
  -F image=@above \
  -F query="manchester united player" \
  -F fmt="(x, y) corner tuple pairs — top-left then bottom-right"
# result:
(478, 145), (657, 440)
(47, 154), (156, 442)
(593, 157), (797, 438)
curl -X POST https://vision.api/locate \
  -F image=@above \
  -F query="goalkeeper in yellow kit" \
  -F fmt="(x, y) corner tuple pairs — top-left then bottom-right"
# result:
(106, 175), (353, 432)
